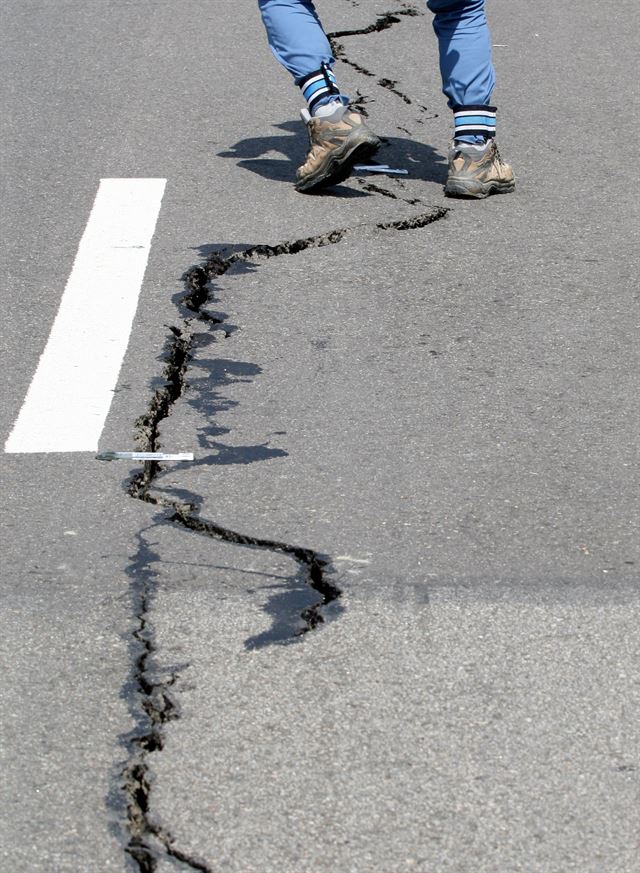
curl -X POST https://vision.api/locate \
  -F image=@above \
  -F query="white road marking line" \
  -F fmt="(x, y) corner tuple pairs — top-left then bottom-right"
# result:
(5, 178), (166, 453)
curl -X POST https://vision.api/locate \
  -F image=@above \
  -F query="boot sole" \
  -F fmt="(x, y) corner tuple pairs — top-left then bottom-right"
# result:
(295, 134), (381, 193)
(444, 177), (515, 199)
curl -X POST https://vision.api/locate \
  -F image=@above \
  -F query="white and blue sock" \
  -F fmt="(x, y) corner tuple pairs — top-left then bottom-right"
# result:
(299, 63), (349, 116)
(453, 104), (496, 145)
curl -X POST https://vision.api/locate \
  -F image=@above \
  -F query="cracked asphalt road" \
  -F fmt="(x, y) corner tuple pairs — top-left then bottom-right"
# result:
(1, 1), (639, 871)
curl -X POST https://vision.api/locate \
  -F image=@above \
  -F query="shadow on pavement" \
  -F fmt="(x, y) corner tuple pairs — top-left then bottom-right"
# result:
(217, 118), (447, 186)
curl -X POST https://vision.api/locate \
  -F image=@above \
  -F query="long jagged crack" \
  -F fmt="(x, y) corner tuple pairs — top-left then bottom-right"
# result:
(120, 207), (448, 872)
(119, 9), (453, 869)
(327, 5), (430, 112)
(126, 481), (341, 640)
(129, 206), (449, 633)
(170, 513), (336, 633)
(122, 527), (213, 872)
(182, 228), (347, 312)
(328, 6), (421, 39)
(183, 209), (446, 310)
(130, 212), (451, 634)
(135, 210), (447, 629)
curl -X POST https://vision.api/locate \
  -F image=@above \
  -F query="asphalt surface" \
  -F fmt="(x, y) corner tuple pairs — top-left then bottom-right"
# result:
(1, 1), (639, 871)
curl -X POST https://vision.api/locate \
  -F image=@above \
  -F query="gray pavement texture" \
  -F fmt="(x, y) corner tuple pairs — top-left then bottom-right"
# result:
(1, 0), (639, 871)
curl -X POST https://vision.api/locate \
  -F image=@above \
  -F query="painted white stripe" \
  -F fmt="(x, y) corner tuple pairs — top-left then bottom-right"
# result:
(5, 178), (166, 453)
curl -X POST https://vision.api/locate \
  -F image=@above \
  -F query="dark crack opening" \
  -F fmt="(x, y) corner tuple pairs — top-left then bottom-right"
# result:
(120, 526), (213, 872)
(328, 6), (421, 40)
(117, 5), (449, 857)
(119, 208), (448, 869)
(328, 5), (435, 116)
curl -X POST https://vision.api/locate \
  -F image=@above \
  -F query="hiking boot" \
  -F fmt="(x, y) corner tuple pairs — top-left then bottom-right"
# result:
(296, 103), (381, 193)
(444, 138), (515, 199)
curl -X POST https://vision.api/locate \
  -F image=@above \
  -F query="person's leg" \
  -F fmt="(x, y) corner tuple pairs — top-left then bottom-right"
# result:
(258, 0), (347, 114)
(427, 0), (514, 197)
(257, 0), (380, 192)
(427, 0), (495, 142)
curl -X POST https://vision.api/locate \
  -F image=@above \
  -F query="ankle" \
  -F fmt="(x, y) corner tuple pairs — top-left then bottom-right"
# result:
(299, 62), (349, 116)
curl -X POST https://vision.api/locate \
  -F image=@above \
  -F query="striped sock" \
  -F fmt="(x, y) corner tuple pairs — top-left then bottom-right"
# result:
(452, 105), (497, 141)
(299, 63), (342, 115)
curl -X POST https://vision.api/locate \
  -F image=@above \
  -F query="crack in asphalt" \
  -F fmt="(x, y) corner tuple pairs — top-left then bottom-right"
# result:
(119, 207), (448, 871)
(118, 5), (450, 866)
(122, 527), (213, 872)
(355, 178), (422, 206)
(377, 76), (413, 105)
(328, 6), (421, 40)
(328, 4), (429, 111)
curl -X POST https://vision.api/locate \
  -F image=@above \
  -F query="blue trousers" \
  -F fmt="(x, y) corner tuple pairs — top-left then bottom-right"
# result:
(258, 0), (496, 111)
